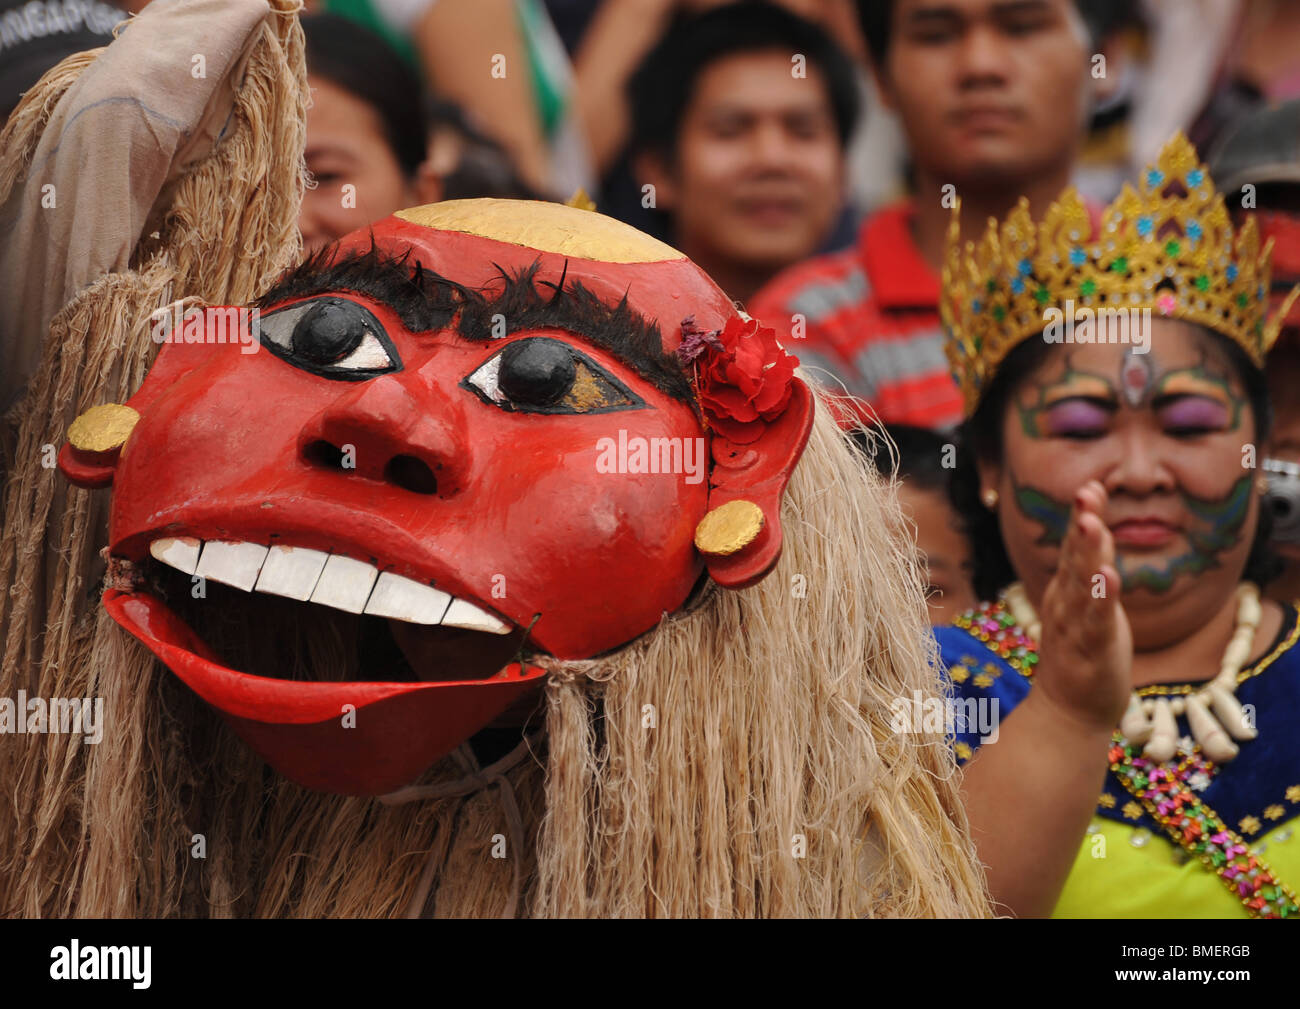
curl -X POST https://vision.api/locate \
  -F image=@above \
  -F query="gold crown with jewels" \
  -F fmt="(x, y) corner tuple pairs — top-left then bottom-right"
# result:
(941, 132), (1300, 415)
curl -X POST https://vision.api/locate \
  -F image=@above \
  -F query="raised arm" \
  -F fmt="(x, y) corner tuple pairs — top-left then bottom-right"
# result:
(959, 481), (1132, 917)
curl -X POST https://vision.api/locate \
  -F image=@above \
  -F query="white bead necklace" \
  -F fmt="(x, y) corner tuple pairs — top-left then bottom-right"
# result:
(1001, 582), (1262, 763)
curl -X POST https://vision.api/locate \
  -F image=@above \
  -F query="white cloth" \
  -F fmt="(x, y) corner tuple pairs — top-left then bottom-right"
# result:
(0, 0), (274, 413)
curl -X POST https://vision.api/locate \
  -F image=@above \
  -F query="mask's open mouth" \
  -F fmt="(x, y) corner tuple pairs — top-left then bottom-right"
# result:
(105, 536), (547, 796)
(143, 535), (535, 681)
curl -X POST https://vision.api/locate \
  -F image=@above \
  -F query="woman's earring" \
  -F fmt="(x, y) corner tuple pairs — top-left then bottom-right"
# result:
(981, 488), (1000, 509)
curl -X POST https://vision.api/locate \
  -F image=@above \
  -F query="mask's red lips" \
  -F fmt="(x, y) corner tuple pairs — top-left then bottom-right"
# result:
(106, 586), (545, 796)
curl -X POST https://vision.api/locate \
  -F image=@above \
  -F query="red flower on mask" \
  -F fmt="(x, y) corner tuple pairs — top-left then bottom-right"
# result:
(679, 316), (798, 444)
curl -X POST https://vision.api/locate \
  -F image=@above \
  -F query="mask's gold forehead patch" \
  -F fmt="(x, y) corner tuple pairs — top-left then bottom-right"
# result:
(395, 199), (684, 264)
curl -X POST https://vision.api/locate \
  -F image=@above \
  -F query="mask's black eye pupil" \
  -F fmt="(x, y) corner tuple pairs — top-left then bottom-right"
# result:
(291, 299), (367, 364)
(498, 339), (577, 406)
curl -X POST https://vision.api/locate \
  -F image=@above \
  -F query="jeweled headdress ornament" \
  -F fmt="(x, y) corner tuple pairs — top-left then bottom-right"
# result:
(941, 132), (1300, 415)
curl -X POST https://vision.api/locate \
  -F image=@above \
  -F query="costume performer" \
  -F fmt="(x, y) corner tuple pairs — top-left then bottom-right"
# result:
(0, 3), (987, 918)
(939, 132), (1300, 918)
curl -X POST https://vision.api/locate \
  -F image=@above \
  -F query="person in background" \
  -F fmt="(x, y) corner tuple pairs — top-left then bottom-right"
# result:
(864, 425), (976, 624)
(421, 98), (544, 202)
(1185, 1), (1300, 165)
(1210, 99), (1300, 606)
(749, 0), (1109, 430)
(574, 0), (868, 235)
(319, 0), (587, 198)
(626, 1), (859, 304)
(299, 13), (438, 258)
(0, 0), (121, 122)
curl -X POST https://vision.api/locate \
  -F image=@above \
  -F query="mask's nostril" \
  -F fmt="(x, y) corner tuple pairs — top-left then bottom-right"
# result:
(386, 454), (438, 495)
(304, 440), (439, 494)
(303, 439), (346, 470)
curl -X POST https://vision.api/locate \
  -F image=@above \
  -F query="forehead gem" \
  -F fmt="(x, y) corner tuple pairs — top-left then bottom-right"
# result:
(1121, 350), (1153, 407)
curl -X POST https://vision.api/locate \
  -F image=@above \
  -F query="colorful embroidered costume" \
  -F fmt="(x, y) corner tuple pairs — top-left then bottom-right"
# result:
(939, 601), (1300, 918)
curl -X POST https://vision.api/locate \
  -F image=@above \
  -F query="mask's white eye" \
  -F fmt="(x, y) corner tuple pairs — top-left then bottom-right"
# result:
(464, 353), (507, 404)
(259, 297), (400, 379)
(462, 336), (643, 414)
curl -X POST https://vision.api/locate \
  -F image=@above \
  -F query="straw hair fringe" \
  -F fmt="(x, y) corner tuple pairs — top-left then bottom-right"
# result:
(0, 46), (101, 478)
(0, 0), (310, 915)
(535, 394), (990, 917)
(0, 3), (987, 917)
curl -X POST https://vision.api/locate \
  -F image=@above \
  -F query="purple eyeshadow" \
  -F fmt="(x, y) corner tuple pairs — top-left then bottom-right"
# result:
(1044, 399), (1109, 435)
(1160, 397), (1227, 431)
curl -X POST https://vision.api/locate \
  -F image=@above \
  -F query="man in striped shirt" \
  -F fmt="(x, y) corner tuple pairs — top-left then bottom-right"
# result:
(749, 0), (1110, 430)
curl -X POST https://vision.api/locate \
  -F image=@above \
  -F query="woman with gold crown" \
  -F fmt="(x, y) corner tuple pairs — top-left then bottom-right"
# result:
(939, 132), (1300, 919)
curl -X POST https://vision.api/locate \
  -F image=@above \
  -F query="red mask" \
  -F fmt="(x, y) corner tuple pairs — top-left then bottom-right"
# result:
(61, 201), (813, 795)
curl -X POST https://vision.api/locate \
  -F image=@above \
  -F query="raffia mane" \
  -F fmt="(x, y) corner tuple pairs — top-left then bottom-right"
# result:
(0, 3), (988, 917)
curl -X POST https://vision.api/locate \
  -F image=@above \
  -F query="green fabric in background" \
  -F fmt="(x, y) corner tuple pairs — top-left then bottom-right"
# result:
(518, 0), (565, 138)
(318, 0), (568, 137)
(314, 0), (564, 135)
(318, 0), (423, 79)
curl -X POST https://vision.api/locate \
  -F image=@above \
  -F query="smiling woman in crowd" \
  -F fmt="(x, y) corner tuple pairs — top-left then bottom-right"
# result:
(937, 133), (1300, 918)
(298, 13), (437, 258)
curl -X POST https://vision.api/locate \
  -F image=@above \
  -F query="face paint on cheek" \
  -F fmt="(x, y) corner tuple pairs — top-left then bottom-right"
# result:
(1117, 474), (1254, 593)
(1010, 476), (1072, 546)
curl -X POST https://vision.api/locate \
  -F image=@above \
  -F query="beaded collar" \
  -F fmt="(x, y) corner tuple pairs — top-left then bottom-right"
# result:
(951, 598), (1039, 676)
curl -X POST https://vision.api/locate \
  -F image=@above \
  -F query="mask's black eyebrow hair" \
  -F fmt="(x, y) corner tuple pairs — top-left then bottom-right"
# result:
(457, 261), (695, 405)
(258, 246), (695, 405)
(255, 238), (473, 333)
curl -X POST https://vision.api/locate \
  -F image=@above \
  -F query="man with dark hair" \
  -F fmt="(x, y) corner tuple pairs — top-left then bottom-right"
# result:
(750, 0), (1106, 429)
(627, 1), (860, 305)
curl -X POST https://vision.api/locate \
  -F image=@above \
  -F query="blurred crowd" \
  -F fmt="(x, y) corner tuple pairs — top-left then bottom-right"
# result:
(6, 0), (1300, 621)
